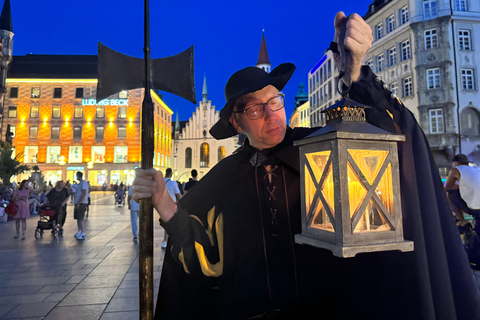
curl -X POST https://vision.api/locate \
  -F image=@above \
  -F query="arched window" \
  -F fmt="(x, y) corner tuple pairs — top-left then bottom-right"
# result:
(218, 146), (225, 162)
(185, 148), (192, 168)
(461, 107), (480, 137)
(200, 143), (209, 168)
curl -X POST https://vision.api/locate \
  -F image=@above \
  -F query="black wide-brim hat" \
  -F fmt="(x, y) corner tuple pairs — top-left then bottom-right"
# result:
(209, 63), (296, 139)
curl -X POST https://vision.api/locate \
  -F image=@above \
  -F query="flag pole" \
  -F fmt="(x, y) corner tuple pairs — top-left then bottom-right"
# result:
(139, 0), (154, 318)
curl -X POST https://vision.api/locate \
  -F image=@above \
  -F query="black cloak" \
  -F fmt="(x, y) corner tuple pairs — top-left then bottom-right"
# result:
(155, 66), (480, 320)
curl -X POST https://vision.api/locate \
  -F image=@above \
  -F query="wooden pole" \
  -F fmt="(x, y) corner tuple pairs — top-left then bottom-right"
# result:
(139, 0), (154, 318)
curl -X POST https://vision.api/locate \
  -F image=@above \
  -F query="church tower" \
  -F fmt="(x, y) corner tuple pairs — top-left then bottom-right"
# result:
(256, 30), (271, 73)
(0, 0), (13, 131)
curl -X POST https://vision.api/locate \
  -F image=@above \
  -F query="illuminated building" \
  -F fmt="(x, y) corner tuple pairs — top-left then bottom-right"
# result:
(3, 54), (173, 186)
(172, 74), (238, 182)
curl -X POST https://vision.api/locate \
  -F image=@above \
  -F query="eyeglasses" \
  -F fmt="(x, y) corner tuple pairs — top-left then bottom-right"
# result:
(233, 94), (285, 120)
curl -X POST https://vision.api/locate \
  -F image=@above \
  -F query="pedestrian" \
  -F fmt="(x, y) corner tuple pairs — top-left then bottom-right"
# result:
(12, 180), (32, 239)
(86, 181), (91, 217)
(445, 154), (480, 227)
(73, 172), (89, 240)
(161, 168), (182, 248)
(28, 191), (41, 215)
(40, 188), (47, 204)
(132, 12), (480, 320)
(128, 184), (139, 242)
(46, 181), (70, 229)
(71, 181), (77, 203)
(183, 169), (198, 194)
(102, 182), (107, 195)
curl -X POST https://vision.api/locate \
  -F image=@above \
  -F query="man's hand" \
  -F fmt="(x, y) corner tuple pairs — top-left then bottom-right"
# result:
(132, 168), (177, 222)
(333, 12), (373, 83)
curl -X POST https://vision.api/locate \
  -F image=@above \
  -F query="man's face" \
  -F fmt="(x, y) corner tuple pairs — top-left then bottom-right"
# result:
(230, 85), (287, 150)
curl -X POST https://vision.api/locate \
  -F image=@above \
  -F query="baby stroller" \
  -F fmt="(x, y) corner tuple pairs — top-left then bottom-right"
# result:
(115, 189), (126, 207)
(35, 204), (63, 239)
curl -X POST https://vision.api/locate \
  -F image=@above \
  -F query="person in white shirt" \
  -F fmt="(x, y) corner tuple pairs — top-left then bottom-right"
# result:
(162, 168), (182, 248)
(73, 172), (89, 240)
(445, 153), (480, 229)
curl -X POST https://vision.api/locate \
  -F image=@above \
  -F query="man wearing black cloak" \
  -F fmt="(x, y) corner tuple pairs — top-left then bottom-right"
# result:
(133, 11), (480, 320)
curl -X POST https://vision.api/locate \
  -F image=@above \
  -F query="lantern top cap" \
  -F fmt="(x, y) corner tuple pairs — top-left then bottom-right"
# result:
(322, 98), (371, 123)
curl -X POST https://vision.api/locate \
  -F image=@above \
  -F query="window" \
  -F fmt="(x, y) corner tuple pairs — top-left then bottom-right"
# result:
(375, 23), (383, 40)
(118, 126), (126, 138)
(30, 106), (39, 118)
(461, 108), (480, 136)
(31, 87), (40, 98)
(388, 47), (397, 67)
(51, 126), (60, 140)
(376, 53), (384, 72)
(9, 87), (18, 98)
(69, 146), (83, 163)
(96, 107), (105, 118)
(423, 0), (437, 19)
(114, 146), (128, 163)
(118, 107), (127, 118)
(200, 143), (209, 168)
(9, 126), (15, 139)
(46, 146), (61, 163)
(74, 107), (83, 118)
(425, 29), (438, 49)
(218, 146), (226, 162)
(401, 40), (411, 60)
(185, 148), (192, 168)
(8, 106), (17, 118)
(399, 6), (409, 25)
(429, 109), (444, 133)
(455, 0), (467, 11)
(459, 30), (471, 50)
(75, 88), (84, 99)
(73, 126), (82, 139)
(119, 90), (128, 98)
(366, 59), (373, 70)
(427, 68), (441, 89)
(95, 126), (104, 140)
(389, 82), (398, 95)
(387, 15), (395, 33)
(461, 69), (475, 90)
(29, 126), (38, 139)
(24, 146), (38, 163)
(53, 88), (62, 99)
(52, 107), (61, 119)
(403, 77), (413, 97)
(92, 146), (105, 163)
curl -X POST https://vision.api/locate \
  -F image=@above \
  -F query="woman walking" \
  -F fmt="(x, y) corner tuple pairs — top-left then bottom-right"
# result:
(12, 180), (32, 239)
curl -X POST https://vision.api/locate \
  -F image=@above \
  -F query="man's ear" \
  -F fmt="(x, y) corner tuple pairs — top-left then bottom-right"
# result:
(230, 115), (243, 133)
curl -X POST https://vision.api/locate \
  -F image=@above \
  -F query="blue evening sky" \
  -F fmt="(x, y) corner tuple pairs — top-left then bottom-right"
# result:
(10, 0), (373, 123)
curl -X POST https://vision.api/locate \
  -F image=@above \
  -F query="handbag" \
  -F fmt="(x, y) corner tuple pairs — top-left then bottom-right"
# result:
(5, 201), (18, 217)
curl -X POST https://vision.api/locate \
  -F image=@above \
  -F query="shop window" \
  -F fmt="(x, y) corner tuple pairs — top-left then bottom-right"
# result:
(69, 146), (83, 163)
(92, 146), (105, 163)
(114, 146), (128, 163)
(24, 146), (38, 163)
(47, 146), (61, 163)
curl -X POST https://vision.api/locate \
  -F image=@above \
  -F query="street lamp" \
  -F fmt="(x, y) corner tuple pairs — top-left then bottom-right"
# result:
(294, 99), (414, 258)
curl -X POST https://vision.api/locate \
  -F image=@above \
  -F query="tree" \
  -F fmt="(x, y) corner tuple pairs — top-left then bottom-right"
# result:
(0, 141), (30, 186)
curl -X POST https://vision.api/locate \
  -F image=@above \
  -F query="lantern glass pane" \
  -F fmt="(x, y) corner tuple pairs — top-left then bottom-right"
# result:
(305, 151), (335, 232)
(347, 149), (393, 233)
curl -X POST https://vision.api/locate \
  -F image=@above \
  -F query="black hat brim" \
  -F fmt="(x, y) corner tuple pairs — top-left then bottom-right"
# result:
(210, 63), (296, 140)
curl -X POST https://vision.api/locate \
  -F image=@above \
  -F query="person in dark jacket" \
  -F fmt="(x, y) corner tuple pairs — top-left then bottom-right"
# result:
(132, 12), (480, 320)
(183, 169), (198, 194)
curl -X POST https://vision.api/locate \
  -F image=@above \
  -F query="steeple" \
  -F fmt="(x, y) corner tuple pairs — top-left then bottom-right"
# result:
(202, 73), (208, 103)
(256, 30), (271, 73)
(175, 112), (180, 131)
(0, 0), (12, 32)
(294, 82), (308, 108)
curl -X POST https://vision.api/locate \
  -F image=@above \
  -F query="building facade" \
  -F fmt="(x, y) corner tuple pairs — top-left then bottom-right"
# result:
(364, 0), (480, 176)
(3, 54), (173, 186)
(172, 75), (238, 182)
(308, 51), (342, 128)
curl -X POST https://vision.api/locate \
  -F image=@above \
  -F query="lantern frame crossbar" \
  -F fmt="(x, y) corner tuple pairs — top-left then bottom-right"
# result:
(348, 152), (396, 231)
(305, 155), (336, 231)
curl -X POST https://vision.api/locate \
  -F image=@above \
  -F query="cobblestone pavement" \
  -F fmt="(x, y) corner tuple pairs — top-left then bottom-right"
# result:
(0, 191), (165, 320)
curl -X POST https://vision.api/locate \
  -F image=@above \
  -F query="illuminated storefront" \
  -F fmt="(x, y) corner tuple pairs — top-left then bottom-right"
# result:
(4, 54), (173, 186)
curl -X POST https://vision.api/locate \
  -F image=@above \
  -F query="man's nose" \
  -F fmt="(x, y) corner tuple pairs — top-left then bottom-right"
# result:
(263, 105), (276, 120)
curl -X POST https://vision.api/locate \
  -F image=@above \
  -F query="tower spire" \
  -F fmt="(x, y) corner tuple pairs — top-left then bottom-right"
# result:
(0, 0), (12, 32)
(202, 72), (208, 103)
(256, 30), (271, 73)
